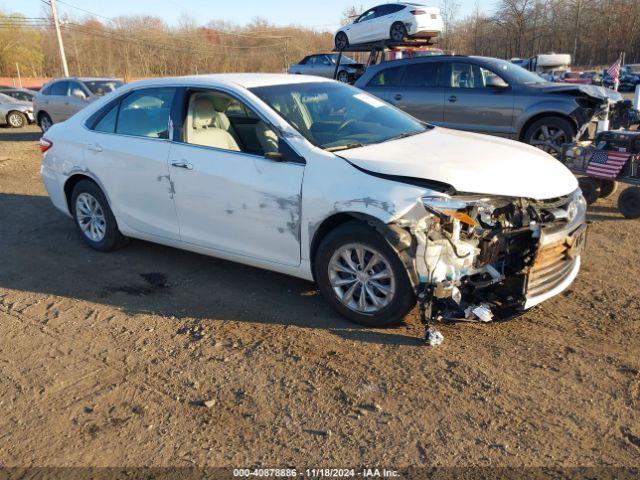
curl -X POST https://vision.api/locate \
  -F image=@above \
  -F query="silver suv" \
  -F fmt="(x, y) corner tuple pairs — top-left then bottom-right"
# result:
(34, 77), (123, 132)
(355, 56), (624, 156)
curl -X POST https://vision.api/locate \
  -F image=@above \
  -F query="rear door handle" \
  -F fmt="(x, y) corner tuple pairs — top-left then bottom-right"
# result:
(87, 143), (102, 152)
(171, 160), (193, 170)
(394, 94), (403, 101)
(448, 95), (457, 103)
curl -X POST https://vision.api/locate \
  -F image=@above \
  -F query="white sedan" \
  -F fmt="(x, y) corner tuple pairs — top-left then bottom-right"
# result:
(40, 74), (586, 331)
(335, 2), (443, 50)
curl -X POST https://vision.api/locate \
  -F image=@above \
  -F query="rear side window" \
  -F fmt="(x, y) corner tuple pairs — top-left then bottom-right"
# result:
(49, 81), (69, 96)
(94, 103), (118, 133)
(368, 66), (405, 87)
(401, 62), (442, 87)
(115, 88), (176, 138)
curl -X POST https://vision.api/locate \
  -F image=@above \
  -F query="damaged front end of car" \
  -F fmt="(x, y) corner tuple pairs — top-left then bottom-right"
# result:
(392, 188), (587, 340)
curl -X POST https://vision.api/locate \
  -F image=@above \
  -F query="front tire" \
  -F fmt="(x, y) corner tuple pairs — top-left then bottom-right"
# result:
(578, 177), (599, 205)
(314, 222), (416, 327)
(335, 32), (349, 50)
(71, 180), (128, 252)
(523, 116), (575, 158)
(7, 111), (27, 128)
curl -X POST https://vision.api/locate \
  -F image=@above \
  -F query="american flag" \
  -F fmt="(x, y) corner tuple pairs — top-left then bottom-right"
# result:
(586, 150), (630, 180)
(607, 55), (622, 83)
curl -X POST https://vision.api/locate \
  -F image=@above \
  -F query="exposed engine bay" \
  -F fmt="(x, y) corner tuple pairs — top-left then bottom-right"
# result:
(393, 189), (587, 333)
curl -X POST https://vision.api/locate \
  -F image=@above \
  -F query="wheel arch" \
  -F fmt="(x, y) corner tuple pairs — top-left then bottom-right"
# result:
(518, 111), (578, 141)
(63, 173), (113, 214)
(309, 212), (417, 286)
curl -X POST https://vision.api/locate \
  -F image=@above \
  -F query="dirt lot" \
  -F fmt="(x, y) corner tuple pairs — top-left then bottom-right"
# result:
(0, 125), (639, 469)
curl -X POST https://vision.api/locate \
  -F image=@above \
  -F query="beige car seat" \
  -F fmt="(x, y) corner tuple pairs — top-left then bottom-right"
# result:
(255, 121), (279, 154)
(187, 96), (240, 151)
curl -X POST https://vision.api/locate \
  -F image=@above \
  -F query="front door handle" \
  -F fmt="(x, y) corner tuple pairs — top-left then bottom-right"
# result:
(448, 95), (457, 103)
(394, 93), (403, 101)
(171, 160), (193, 170)
(87, 143), (102, 152)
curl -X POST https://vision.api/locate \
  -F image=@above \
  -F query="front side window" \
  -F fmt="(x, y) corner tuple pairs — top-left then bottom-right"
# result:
(182, 90), (278, 156)
(357, 8), (377, 22)
(450, 63), (509, 89)
(69, 82), (88, 100)
(250, 82), (428, 151)
(49, 81), (69, 96)
(115, 87), (175, 138)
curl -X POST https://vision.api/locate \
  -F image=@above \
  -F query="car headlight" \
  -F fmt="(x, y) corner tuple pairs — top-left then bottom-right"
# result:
(422, 195), (502, 227)
(567, 189), (586, 222)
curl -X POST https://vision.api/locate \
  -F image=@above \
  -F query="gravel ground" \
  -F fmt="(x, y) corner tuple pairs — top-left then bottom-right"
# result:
(0, 125), (638, 468)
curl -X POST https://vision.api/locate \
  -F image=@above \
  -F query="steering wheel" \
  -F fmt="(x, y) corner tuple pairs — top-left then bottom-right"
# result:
(337, 119), (357, 134)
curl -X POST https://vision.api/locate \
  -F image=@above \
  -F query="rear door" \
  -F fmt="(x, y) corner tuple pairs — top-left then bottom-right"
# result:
(443, 61), (516, 136)
(363, 61), (446, 124)
(84, 87), (180, 240)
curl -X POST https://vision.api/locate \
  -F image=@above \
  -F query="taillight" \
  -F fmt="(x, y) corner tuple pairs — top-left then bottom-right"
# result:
(40, 137), (53, 153)
(410, 9), (426, 14)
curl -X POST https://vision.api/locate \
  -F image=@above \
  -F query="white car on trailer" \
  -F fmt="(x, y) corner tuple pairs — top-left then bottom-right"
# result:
(335, 2), (444, 50)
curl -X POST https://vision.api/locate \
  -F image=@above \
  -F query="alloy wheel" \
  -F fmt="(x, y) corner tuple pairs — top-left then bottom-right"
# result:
(337, 70), (350, 83)
(328, 243), (396, 314)
(529, 125), (568, 156)
(8, 112), (25, 128)
(75, 192), (107, 242)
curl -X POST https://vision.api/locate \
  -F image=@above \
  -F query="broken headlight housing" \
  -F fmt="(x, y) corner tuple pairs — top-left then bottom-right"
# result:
(421, 194), (506, 228)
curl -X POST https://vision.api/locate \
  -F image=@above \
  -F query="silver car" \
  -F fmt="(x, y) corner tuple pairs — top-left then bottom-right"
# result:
(0, 92), (34, 128)
(288, 54), (363, 83)
(34, 77), (123, 132)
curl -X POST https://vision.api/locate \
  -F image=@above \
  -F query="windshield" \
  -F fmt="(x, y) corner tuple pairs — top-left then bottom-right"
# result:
(0, 93), (16, 102)
(250, 82), (428, 151)
(2, 91), (34, 101)
(486, 59), (547, 84)
(82, 80), (123, 97)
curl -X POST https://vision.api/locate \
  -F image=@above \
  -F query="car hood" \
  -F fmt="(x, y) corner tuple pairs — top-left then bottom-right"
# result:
(338, 127), (578, 200)
(529, 82), (623, 102)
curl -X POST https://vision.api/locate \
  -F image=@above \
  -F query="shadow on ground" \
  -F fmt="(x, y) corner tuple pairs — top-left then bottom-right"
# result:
(0, 193), (420, 346)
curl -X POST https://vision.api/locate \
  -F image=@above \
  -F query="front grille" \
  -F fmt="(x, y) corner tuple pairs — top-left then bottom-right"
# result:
(526, 239), (576, 297)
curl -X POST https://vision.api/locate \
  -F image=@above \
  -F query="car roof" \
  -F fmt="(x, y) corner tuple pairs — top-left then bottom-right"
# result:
(45, 77), (120, 84)
(123, 73), (334, 90)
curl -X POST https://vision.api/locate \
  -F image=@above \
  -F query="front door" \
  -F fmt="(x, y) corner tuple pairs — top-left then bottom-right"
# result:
(168, 88), (305, 266)
(443, 62), (516, 137)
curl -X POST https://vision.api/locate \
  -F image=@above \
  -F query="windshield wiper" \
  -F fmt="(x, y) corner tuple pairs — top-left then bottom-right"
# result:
(325, 143), (365, 152)
(381, 130), (424, 143)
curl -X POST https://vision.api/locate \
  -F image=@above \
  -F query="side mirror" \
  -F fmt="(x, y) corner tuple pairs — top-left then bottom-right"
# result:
(72, 90), (87, 100)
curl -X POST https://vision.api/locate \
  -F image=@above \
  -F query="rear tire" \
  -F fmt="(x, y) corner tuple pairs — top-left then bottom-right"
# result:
(7, 111), (27, 128)
(314, 221), (416, 327)
(335, 32), (349, 51)
(390, 22), (407, 42)
(70, 180), (128, 252)
(618, 187), (640, 219)
(336, 70), (350, 83)
(578, 177), (599, 205)
(522, 116), (575, 158)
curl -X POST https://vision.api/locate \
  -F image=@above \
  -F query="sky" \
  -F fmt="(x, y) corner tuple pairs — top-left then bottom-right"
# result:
(7, 0), (484, 31)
